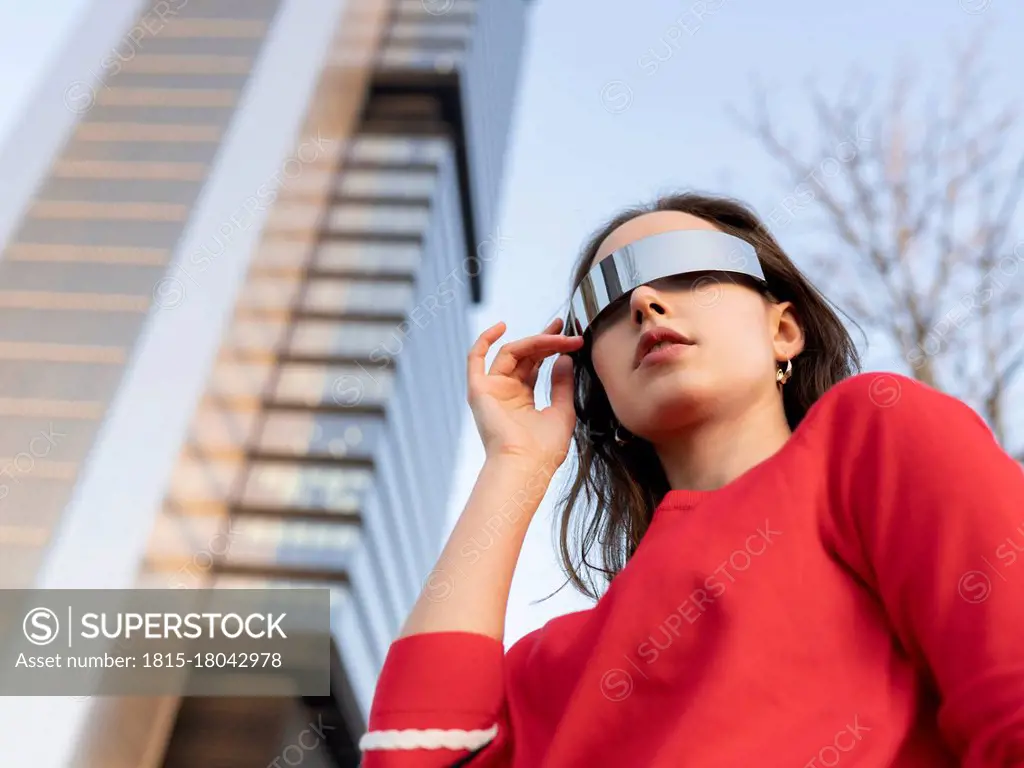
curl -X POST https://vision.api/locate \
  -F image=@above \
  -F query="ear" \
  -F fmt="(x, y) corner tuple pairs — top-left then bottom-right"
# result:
(770, 300), (805, 362)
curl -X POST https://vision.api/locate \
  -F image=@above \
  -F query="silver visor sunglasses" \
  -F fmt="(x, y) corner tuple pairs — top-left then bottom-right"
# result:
(564, 229), (769, 337)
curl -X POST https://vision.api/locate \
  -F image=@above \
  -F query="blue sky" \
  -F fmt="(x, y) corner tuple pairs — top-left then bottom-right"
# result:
(452, 0), (1024, 640)
(0, 0), (1021, 643)
(0, 3), (91, 144)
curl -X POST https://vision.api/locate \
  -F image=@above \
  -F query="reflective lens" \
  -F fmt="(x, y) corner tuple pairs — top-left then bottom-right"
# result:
(564, 229), (766, 337)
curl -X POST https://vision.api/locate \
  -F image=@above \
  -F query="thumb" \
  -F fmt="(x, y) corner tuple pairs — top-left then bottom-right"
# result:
(548, 354), (576, 416)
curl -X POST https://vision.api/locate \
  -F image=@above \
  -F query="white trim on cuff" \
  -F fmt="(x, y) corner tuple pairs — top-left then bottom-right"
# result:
(359, 724), (499, 752)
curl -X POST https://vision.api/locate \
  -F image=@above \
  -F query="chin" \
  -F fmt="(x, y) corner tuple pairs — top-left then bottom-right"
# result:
(633, 373), (717, 426)
(642, 365), (715, 397)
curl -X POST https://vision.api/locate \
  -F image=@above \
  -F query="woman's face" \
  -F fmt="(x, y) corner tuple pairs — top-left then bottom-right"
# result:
(588, 211), (803, 440)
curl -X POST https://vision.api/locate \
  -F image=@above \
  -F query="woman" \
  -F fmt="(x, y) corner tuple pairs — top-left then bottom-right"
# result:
(359, 193), (1024, 767)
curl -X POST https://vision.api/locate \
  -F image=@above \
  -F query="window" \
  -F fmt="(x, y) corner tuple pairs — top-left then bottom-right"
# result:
(209, 360), (274, 399)
(253, 240), (315, 270)
(348, 134), (451, 165)
(1, 259), (166, 296)
(289, 320), (400, 358)
(266, 169), (334, 197)
(379, 47), (463, 73)
(38, 178), (200, 206)
(395, 0), (476, 16)
(313, 241), (420, 274)
(62, 139), (220, 164)
(389, 21), (474, 41)
(212, 574), (350, 615)
(167, 458), (243, 504)
(272, 363), (394, 407)
(119, 37), (263, 58)
(161, 0), (280, 20)
(189, 404), (260, 451)
(83, 105), (236, 125)
(214, 574), (348, 593)
(338, 168), (437, 199)
(225, 319), (288, 354)
(17, 219), (183, 249)
(236, 276), (303, 312)
(301, 279), (413, 315)
(266, 203), (325, 232)
(222, 516), (362, 571)
(109, 72), (251, 91)
(240, 462), (372, 512)
(327, 203), (431, 236)
(256, 411), (382, 459)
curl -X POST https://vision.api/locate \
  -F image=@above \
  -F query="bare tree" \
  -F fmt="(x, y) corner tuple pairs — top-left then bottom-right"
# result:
(731, 34), (1024, 460)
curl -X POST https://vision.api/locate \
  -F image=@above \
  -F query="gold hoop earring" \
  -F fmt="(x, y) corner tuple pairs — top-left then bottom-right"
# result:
(776, 358), (793, 386)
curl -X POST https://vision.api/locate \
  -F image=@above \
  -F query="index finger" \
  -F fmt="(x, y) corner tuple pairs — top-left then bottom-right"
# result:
(467, 321), (507, 391)
(489, 333), (582, 378)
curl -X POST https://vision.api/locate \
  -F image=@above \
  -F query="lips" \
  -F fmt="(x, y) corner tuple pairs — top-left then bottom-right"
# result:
(634, 326), (694, 368)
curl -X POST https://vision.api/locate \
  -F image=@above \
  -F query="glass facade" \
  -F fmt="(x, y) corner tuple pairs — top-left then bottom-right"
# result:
(0, 0), (530, 765)
(338, 167), (437, 198)
(313, 240), (421, 273)
(0, 0), (284, 592)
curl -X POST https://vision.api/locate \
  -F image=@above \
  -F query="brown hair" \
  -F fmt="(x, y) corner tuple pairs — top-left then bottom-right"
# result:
(553, 191), (860, 599)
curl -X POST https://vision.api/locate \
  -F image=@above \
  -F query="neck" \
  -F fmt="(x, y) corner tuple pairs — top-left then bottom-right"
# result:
(654, 390), (793, 492)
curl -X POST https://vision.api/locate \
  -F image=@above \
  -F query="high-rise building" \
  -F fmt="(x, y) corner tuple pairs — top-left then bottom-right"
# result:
(0, 0), (530, 765)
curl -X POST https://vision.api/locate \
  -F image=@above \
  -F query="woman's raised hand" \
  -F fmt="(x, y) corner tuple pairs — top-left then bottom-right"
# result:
(467, 318), (584, 464)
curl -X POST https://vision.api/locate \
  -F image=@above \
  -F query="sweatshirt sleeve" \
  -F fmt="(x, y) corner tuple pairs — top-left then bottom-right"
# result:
(826, 373), (1024, 766)
(359, 631), (513, 767)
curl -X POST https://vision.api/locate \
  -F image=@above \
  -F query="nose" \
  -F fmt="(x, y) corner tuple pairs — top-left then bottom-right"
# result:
(628, 284), (670, 327)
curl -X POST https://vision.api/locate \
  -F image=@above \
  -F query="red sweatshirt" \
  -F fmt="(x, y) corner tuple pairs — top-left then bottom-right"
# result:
(361, 373), (1024, 767)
